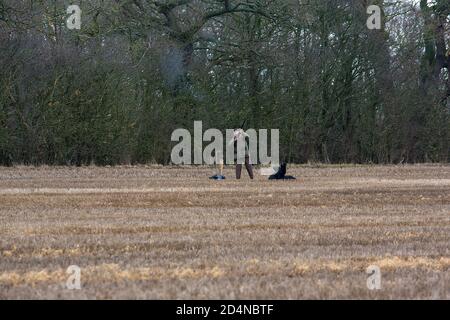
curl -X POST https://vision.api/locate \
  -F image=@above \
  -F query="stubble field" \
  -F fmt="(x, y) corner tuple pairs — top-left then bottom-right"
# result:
(0, 165), (449, 299)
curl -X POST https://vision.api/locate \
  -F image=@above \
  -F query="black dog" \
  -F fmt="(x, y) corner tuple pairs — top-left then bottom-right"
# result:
(269, 163), (296, 180)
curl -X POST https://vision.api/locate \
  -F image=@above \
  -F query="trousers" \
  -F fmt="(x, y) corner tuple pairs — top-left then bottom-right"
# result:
(236, 156), (254, 179)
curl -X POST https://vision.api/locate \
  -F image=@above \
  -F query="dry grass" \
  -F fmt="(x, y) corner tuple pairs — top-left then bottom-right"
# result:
(0, 165), (449, 299)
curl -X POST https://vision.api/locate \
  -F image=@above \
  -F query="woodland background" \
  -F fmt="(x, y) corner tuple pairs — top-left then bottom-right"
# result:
(0, 0), (449, 165)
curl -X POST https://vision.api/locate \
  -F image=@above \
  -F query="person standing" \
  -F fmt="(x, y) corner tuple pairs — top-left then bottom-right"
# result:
(231, 129), (254, 180)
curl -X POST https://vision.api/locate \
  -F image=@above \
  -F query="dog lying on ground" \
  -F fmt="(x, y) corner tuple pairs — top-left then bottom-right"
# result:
(269, 163), (296, 180)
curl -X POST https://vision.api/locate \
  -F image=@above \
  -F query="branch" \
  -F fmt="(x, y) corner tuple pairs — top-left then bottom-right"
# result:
(205, 7), (271, 21)
(154, 0), (192, 14)
(153, 0), (193, 34)
(181, 1), (273, 42)
(224, 0), (231, 11)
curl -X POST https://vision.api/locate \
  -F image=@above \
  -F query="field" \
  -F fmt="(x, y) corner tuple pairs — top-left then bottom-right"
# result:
(0, 165), (449, 299)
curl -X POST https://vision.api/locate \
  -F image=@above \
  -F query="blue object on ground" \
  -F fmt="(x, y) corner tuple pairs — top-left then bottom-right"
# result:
(210, 175), (226, 180)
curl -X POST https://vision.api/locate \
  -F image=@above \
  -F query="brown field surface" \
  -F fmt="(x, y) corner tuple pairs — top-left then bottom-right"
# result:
(0, 165), (449, 299)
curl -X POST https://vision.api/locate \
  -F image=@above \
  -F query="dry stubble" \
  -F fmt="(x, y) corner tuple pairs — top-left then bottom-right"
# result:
(0, 165), (449, 299)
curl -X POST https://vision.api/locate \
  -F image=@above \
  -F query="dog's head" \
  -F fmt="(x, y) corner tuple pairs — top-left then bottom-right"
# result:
(280, 162), (287, 175)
